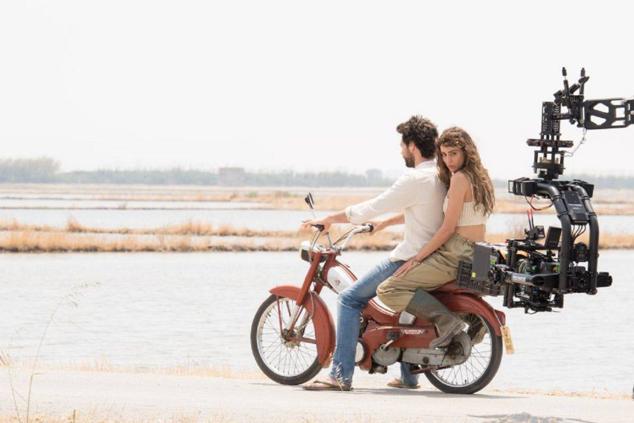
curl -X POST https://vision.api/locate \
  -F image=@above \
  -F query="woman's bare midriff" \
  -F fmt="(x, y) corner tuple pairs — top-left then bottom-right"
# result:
(456, 224), (486, 243)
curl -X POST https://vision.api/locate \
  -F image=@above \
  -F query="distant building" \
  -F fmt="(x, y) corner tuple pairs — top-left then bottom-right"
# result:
(218, 167), (246, 185)
(365, 168), (383, 184)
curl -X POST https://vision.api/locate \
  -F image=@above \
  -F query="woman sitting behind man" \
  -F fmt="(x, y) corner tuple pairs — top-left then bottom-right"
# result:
(377, 126), (495, 348)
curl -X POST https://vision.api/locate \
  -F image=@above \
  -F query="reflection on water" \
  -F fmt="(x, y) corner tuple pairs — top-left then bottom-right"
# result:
(0, 250), (632, 393)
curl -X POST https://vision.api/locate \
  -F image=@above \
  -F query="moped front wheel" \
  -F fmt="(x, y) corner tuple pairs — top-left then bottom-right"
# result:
(250, 294), (322, 385)
(424, 313), (503, 394)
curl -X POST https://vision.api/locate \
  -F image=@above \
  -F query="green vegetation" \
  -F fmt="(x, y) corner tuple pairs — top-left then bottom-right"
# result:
(2, 157), (634, 188)
(0, 158), (393, 187)
(0, 158), (61, 183)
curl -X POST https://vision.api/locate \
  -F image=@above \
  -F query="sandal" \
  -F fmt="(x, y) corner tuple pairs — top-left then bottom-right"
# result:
(303, 379), (352, 391)
(386, 378), (420, 389)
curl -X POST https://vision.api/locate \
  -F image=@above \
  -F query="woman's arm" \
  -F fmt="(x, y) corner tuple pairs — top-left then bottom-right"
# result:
(392, 173), (469, 277)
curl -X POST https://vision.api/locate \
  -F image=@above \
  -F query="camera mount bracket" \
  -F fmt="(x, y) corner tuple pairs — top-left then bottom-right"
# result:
(496, 68), (632, 311)
(525, 68), (633, 181)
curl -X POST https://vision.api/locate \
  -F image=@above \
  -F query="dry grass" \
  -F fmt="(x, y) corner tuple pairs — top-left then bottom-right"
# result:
(0, 413), (231, 423)
(2, 210), (634, 252)
(1, 218), (296, 238)
(0, 231), (272, 253)
(0, 415), (446, 423)
(6, 358), (266, 381)
(1, 226), (634, 252)
(0, 231), (374, 254)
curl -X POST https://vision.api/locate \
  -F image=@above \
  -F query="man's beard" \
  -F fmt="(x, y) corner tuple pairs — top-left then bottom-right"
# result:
(403, 155), (415, 168)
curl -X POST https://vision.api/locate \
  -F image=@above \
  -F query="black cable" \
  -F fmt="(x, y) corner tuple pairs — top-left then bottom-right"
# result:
(524, 195), (553, 211)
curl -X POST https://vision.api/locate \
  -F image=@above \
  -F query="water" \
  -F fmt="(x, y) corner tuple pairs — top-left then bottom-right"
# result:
(0, 198), (267, 210)
(0, 207), (315, 230)
(0, 250), (632, 393)
(1, 206), (634, 234)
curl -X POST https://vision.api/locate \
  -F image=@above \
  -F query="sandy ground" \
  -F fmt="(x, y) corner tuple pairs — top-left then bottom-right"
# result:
(1, 369), (632, 423)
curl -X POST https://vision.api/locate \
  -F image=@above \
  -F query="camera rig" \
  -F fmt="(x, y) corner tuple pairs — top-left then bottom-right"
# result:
(458, 68), (633, 313)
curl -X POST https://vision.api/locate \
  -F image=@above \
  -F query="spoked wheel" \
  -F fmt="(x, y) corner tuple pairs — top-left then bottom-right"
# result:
(425, 313), (503, 394)
(250, 294), (322, 385)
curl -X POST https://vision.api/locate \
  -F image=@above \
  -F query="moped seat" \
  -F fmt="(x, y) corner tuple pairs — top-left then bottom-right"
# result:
(433, 280), (482, 296)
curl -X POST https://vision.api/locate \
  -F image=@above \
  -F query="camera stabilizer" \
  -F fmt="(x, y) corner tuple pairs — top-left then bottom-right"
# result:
(458, 68), (633, 313)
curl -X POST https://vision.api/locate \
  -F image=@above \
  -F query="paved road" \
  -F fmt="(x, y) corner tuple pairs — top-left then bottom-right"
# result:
(1, 369), (631, 422)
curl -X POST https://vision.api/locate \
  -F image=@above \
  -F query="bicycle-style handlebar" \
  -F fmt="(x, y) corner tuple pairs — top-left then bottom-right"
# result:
(304, 192), (374, 253)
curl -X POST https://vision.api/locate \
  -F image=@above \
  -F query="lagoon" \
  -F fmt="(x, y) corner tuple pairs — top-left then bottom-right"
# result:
(1, 250), (632, 394)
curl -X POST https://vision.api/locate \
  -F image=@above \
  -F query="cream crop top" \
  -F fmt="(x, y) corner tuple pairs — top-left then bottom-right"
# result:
(443, 197), (488, 226)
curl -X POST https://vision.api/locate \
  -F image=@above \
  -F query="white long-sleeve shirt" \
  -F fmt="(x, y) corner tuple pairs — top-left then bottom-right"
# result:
(345, 160), (446, 261)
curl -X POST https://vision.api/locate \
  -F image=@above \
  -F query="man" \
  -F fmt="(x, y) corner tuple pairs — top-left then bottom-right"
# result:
(302, 115), (446, 391)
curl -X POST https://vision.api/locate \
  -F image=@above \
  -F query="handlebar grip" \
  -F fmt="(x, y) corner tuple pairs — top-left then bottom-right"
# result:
(312, 224), (325, 232)
(366, 223), (374, 233)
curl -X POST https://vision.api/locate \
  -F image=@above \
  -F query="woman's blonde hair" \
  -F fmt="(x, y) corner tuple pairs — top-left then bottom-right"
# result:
(436, 127), (495, 215)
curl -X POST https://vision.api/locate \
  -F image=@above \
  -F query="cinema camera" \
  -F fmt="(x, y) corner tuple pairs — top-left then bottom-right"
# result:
(457, 68), (633, 312)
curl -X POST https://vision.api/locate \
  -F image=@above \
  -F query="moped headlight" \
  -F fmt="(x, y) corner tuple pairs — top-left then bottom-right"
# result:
(299, 241), (311, 262)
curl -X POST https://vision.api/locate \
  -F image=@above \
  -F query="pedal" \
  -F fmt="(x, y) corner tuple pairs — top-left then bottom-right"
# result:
(382, 330), (400, 349)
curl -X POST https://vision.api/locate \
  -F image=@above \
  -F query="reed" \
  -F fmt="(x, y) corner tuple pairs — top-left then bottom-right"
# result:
(1, 227), (633, 252)
(0, 218), (298, 238)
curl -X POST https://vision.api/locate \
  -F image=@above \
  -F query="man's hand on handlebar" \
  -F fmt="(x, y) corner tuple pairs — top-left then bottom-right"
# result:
(366, 220), (386, 235)
(301, 211), (348, 233)
(301, 218), (331, 233)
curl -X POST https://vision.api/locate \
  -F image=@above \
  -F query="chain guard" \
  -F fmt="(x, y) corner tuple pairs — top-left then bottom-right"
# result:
(401, 331), (472, 367)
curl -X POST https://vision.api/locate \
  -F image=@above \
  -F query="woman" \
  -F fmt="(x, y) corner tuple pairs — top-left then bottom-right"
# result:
(377, 126), (495, 348)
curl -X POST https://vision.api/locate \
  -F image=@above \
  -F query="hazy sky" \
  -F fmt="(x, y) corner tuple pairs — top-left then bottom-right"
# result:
(1, 0), (632, 179)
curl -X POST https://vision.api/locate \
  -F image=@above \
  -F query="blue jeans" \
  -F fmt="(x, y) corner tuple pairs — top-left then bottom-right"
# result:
(329, 258), (419, 387)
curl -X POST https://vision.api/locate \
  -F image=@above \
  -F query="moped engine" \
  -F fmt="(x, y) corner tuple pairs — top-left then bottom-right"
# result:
(401, 332), (472, 367)
(371, 345), (401, 367)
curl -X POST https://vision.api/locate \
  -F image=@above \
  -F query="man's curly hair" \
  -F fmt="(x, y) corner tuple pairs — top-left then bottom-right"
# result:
(396, 115), (438, 158)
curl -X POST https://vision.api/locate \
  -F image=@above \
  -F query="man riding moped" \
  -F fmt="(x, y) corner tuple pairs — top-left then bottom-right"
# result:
(302, 115), (446, 391)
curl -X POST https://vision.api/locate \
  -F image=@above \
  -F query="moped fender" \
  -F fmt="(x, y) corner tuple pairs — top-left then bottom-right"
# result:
(269, 285), (335, 367)
(435, 293), (506, 336)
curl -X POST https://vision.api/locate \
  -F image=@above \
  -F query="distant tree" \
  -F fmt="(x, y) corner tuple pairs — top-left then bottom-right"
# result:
(0, 157), (61, 182)
(4, 156), (633, 188)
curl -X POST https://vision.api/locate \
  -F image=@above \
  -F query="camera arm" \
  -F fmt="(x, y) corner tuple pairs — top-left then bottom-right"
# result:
(583, 98), (634, 130)
(569, 184), (599, 294)
(550, 67), (633, 131)
(528, 68), (633, 181)
(534, 182), (572, 292)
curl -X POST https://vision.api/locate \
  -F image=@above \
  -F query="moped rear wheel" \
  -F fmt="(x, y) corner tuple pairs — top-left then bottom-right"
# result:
(424, 313), (503, 394)
(250, 294), (322, 385)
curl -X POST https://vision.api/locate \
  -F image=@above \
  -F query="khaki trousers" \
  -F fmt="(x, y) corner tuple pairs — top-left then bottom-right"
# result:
(376, 233), (475, 312)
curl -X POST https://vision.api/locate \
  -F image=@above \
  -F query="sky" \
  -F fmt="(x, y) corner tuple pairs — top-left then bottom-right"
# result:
(0, 0), (633, 180)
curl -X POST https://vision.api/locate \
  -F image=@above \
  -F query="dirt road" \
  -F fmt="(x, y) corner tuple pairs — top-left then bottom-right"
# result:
(1, 369), (631, 422)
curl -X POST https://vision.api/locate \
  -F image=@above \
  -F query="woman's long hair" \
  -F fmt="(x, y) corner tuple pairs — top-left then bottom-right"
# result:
(436, 127), (495, 215)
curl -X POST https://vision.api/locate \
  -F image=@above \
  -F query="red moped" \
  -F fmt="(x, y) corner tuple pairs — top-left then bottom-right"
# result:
(251, 195), (507, 394)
